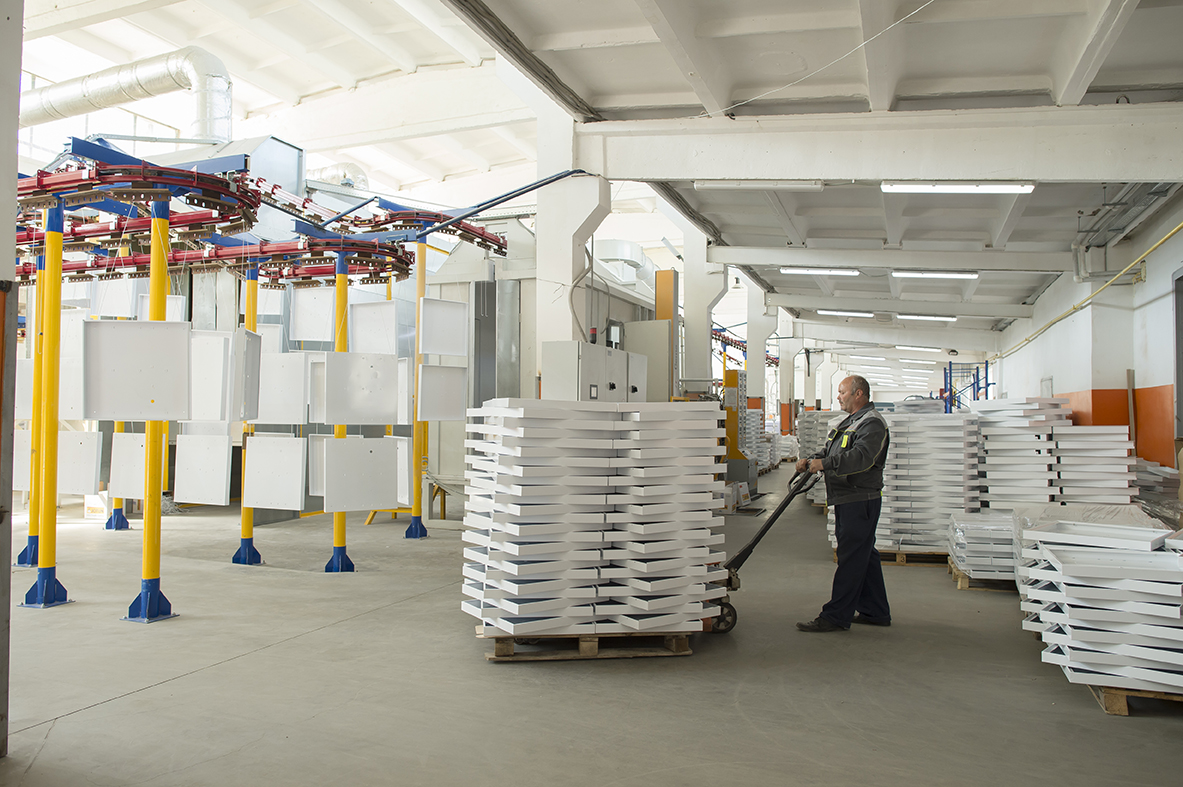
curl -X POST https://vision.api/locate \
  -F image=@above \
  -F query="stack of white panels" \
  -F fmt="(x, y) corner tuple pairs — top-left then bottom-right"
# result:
(1024, 521), (1183, 693)
(795, 410), (837, 505)
(1052, 425), (1135, 504)
(745, 409), (762, 466)
(893, 399), (945, 414)
(461, 399), (727, 637)
(970, 398), (1070, 506)
(948, 510), (1017, 580)
(1135, 459), (1180, 497)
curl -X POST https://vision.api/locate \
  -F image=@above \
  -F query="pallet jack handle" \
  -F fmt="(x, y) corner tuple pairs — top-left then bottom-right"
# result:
(722, 470), (821, 590)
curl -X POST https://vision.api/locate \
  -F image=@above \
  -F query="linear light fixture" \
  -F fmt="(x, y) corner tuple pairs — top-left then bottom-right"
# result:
(891, 270), (979, 280)
(780, 267), (860, 276)
(817, 309), (874, 318)
(696, 179), (825, 192)
(898, 314), (958, 322)
(849, 355), (886, 361)
(901, 359), (938, 365)
(876, 383), (900, 387)
(896, 345), (942, 353)
(902, 368), (935, 374)
(881, 182), (1035, 194)
(859, 365), (891, 371)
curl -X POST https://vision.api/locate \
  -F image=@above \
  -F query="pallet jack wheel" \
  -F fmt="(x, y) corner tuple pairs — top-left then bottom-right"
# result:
(712, 601), (737, 633)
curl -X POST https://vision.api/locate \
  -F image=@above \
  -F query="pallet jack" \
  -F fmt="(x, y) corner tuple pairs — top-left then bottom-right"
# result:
(711, 469), (822, 633)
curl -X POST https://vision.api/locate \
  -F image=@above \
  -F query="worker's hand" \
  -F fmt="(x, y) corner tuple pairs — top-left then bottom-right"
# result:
(808, 459), (824, 473)
(795, 457), (808, 473)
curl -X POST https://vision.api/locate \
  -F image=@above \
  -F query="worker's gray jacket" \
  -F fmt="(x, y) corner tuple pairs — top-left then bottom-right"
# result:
(807, 404), (890, 506)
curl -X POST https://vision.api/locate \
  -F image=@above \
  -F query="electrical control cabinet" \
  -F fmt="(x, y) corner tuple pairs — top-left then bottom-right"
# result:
(541, 340), (607, 401)
(603, 347), (628, 402)
(626, 352), (647, 401)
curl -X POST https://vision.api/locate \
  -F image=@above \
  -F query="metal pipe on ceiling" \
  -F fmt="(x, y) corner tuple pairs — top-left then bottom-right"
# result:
(19, 46), (232, 143)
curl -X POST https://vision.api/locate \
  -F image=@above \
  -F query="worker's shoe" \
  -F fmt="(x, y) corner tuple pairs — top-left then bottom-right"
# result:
(795, 616), (845, 633)
(852, 613), (891, 627)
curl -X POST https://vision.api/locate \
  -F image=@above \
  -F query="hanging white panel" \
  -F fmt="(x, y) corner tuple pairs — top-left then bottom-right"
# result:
(91, 277), (138, 318)
(307, 353), (327, 424)
(397, 358), (412, 426)
(109, 432), (147, 499)
(323, 436), (400, 512)
(307, 433), (329, 497)
(232, 328), (262, 421)
(57, 431), (102, 496)
(189, 330), (232, 422)
(349, 300), (399, 356)
(242, 435), (306, 510)
(251, 353), (308, 425)
(15, 359), (32, 421)
(323, 352), (400, 425)
(83, 321), (191, 420)
(394, 435), (411, 506)
(58, 310), (87, 420)
(136, 294), (186, 322)
(12, 429), (31, 492)
(418, 297), (468, 356)
(173, 434), (233, 506)
(239, 286), (284, 316)
(257, 323), (283, 353)
(417, 364), (467, 421)
(289, 287), (335, 342)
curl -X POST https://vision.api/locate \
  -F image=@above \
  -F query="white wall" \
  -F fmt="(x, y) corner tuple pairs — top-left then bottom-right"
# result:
(997, 270), (1095, 397)
(1127, 195), (1183, 390)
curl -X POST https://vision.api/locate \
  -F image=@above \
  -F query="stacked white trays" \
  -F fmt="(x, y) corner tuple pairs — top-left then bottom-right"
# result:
(948, 510), (1017, 580)
(795, 410), (837, 505)
(970, 398), (1071, 506)
(1051, 425), (1135, 504)
(1024, 521), (1183, 693)
(1135, 458), (1180, 497)
(828, 412), (980, 552)
(461, 398), (728, 637)
(745, 409), (762, 465)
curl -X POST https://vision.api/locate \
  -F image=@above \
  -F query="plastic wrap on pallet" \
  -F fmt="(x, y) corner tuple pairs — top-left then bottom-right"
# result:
(1139, 492), (1183, 529)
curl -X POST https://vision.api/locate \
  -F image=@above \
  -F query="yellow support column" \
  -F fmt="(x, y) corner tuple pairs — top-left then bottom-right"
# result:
(406, 239), (428, 539)
(104, 421), (130, 530)
(233, 264), (262, 564)
(23, 201), (68, 606)
(325, 251), (355, 571)
(16, 249), (45, 566)
(126, 199), (176, 622)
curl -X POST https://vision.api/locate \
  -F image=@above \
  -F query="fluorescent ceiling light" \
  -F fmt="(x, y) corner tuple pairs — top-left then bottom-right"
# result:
(891, 270), (979, 280)
(896, 345), (942, 353)
(859, 365), (890, 371)
(780, 267), (860, 276)
(876, 383), (900, 387)
(903, 368), (934, 374)
(881, 182), (1035, 194)
(898, 314), (958, 322)
(849, 355), (886, 361)
(817, 309), (874, 318)
(696, 179), (824, 192)
(902, 376), (930, 382)
(901, 359), (938, 365)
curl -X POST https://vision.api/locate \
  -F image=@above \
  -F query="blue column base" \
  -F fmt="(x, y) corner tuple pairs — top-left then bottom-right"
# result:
(324, 545), (355, 573)
(21, 566), (71, 608)
(405, 516), (428, 539)
(105, 508), (130, 531)
(14, 535), (38, 568)
(231, 537), (262, 565)
(124, 578), (178, 623)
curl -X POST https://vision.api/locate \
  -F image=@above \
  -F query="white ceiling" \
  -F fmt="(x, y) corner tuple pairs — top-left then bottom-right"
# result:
(19, 0), (1183, 361)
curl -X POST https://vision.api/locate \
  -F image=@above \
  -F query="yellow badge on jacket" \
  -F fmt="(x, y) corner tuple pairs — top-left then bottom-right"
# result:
(841, 433), (850, 448)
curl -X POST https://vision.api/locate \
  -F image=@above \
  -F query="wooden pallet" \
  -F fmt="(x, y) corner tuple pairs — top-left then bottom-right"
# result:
(477, 628), (694, 662)
(947, 559), (1019, 592)
(1088, 685), (1183, 716)
(832, 549), (947, 566)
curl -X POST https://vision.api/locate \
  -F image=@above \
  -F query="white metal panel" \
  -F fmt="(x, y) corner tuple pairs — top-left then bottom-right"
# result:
(135, 293), (186, 322)
(15, 358), (31, 420)
(289, 287), (335, 342)
(173, 434), (233, 506)
(189, 330), (232, 422)
(251, 353), (308, 425)
(12, 429), (30, 492)
(323, 352), (400, 425)
(307, 433), (329, 497)
(349, 300), (399, 355)
(418, 364), (467, 421)
(242, 435), (306, 510)
(108, 432), (147, 500)
(232, 328), (262, 422)
(82, 320), (191, 420)
(394, 435), (411, 506)
(323, 437), (400, 512)
(239, 286), (284, 316)
(418, 297), (468, 356)
(309, 356), (327, 424)
(57, 431), (102, 495)
(91, 277), (138, 318)
(397, 357), (412, 425)
(257, 323), (283, 353)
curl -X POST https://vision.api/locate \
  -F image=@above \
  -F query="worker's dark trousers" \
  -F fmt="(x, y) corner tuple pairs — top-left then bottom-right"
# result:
(821, 497), (891, 628)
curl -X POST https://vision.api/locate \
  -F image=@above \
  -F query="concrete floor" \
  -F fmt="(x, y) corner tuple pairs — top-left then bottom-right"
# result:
(1, 466), (1181, 786)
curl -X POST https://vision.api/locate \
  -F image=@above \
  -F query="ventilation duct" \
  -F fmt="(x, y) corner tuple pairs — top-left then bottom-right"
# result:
(307, 163), (369, 191)
(19, 46), (232, 143)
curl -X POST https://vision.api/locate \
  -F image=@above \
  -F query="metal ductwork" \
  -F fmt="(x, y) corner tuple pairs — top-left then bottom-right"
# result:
(307, 163), (369, 191)
(19, 46), (232, 143)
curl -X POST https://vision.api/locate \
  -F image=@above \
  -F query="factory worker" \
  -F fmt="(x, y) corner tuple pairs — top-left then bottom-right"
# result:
(794, 374), (892, 632)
